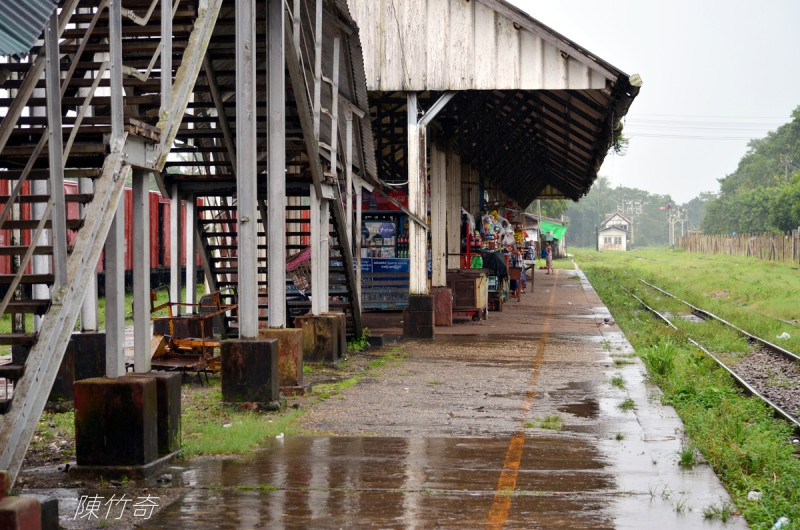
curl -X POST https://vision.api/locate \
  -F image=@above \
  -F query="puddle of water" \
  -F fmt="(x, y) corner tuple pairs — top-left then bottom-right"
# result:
(141, 436), (617, 528)
(557, 398), (600, 419)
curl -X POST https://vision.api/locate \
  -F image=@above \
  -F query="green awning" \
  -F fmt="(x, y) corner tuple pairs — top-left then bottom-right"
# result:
(0, 0), (57, 56)
(539, 220), (568, 242)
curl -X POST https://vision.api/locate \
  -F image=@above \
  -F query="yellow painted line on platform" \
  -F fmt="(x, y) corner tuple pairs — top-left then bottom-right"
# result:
(486, 282), (556, 529)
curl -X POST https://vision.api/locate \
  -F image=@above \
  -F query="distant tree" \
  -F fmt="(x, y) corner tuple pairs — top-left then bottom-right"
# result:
(703, 106), (800, 233)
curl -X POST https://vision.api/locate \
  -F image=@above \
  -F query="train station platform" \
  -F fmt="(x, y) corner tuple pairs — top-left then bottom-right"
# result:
(144, 266), (745, 528)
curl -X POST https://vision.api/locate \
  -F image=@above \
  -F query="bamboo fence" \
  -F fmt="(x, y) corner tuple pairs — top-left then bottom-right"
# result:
(676, 230), (800, 263)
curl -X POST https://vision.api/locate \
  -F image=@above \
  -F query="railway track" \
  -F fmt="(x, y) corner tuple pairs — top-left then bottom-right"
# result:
(631, 279), (800, 430)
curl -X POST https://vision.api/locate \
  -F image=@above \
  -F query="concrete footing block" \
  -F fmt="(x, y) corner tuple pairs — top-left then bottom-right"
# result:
(0, 496), (41, 530)
(323, 312), (347, 357)
(74, 377), (158, 467)
(294, 314), (343, 363)
(258, 328), (304, 394)
(11, 332), (106, 403)
(221, 338), (280, 405)
(404, 294), (435, 339)
(126, 372), (182, 455)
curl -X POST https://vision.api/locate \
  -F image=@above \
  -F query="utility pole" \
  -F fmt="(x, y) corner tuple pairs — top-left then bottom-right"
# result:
(667, 208), (687, 248)
(617, 199), (642, 249)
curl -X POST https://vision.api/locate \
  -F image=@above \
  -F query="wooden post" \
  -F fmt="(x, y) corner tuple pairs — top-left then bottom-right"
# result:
(446, 151), (462, 269)
(430, 143), (446, 287)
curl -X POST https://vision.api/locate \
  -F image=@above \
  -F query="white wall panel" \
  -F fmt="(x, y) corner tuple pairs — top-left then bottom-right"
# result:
(472, 1), (496, 89)
(348, 0), (612, 92)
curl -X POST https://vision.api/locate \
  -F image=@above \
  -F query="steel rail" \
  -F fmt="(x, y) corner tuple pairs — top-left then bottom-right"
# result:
(628, 287), (800, 430)
(639, 279), (800, 364)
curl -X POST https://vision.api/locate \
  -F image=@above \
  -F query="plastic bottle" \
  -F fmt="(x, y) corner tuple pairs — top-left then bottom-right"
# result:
(772, 517), (790, 529)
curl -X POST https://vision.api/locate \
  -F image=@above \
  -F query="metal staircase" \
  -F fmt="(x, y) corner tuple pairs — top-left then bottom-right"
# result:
(0, 0), (371, 486)
(0, 0), (221, 485)
(162, 0), (367, 338)
(194, 192), (360, 335)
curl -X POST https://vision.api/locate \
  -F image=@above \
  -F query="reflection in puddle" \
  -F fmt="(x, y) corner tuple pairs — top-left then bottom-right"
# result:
(558, 398), (600, 418)
(142, 436), (615, 528)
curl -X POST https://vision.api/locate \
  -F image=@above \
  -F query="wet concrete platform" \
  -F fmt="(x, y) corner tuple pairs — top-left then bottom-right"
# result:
(144, 267), (745, 528)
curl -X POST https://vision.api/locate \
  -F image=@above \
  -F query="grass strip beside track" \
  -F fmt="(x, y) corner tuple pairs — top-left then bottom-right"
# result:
(574, 248), (800, 529)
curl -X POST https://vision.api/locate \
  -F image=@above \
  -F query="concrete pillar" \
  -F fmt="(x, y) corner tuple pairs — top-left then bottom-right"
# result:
(236, 0), (258, 337)
(267, 0), (287, 329)
(169, 184), (182, 316)
(133, 170), (152, 372)
(104, 198), (125, 377)
(79, 178), (98, 331)
(184, 196), (196, 313)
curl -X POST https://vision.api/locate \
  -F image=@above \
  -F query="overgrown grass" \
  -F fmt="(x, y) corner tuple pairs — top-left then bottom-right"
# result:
(180, 378), (304, 457)
(346, 328), (371, 352)
(575, 248), (800, 529)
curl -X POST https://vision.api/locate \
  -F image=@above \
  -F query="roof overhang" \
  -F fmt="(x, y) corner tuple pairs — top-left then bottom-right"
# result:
(348, 0), (640, 205)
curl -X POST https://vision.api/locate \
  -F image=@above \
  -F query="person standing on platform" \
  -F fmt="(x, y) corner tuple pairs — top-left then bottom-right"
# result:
(544, 242), (553, 275)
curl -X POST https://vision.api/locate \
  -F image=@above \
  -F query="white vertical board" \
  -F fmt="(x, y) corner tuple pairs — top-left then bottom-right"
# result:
(447, 0), (474, 90)
(425, 0), (448, 89)
(494, 13), (520, 89)
(399, 0), (427, 89)
(472, 1), (496, 89)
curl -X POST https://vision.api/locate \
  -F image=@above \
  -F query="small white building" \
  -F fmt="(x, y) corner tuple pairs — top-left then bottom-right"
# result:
(598, 213), (631, 251)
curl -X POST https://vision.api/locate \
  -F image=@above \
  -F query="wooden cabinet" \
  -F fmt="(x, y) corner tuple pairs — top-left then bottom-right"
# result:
(446, 269), (488, 320)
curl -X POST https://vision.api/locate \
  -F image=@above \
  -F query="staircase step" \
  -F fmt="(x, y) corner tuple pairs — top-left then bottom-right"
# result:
(4, 300), (50, 315)
(0, 168), (102, 180)
(0, 194), (93, 204)
(1, 219), (84, 230)
(0, 274), (54, 285)
(0, 246), (54, 256)
(0, 364), (25, 380)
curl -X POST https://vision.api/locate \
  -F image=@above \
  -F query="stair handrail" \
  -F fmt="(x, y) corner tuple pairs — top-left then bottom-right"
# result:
(63, 61), (109, 160)
(0, 199), (54, 317)
(121, 0), (181, 82)
(120, 0), (160, 25)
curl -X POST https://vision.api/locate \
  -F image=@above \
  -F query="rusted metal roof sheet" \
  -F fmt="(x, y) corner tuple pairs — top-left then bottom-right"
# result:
(0, 0), (57, 56)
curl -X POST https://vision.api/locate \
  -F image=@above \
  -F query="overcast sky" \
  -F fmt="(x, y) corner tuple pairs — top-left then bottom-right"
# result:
(507, 0), (800, 204)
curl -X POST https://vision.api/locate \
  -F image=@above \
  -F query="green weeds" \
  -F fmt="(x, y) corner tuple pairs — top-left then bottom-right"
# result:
(575, 248), (800, 529)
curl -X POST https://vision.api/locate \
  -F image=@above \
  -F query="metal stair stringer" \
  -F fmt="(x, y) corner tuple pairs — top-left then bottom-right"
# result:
(328, 185), (362, 337)
(0, 146), (131, 488)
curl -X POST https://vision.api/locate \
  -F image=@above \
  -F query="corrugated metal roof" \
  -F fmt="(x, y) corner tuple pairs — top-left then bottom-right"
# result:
(0, 0), (57, 56)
